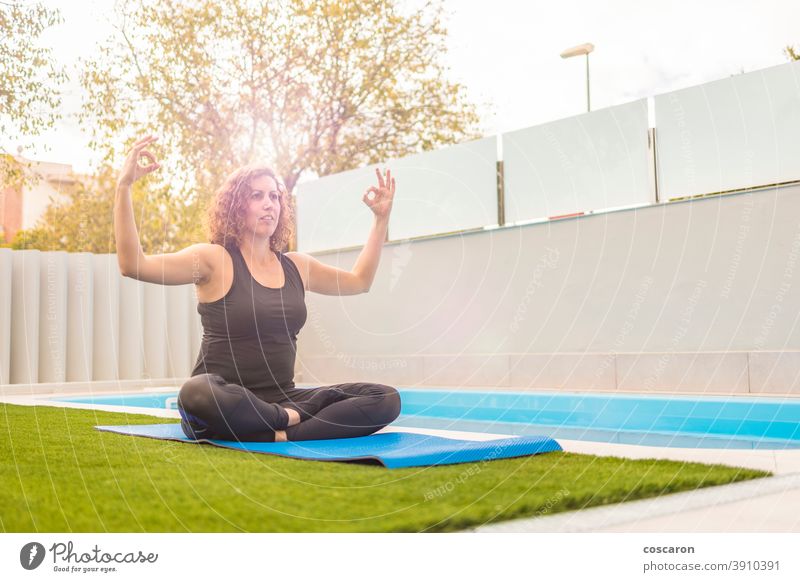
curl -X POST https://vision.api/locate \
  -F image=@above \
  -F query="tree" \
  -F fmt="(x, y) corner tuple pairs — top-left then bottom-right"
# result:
(79, 0), (480, 250)
(0, 1), (66, 185)
(11, 164), (203, 253)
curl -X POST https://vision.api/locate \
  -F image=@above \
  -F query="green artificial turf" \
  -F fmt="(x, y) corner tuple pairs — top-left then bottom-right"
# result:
(0, 403), (770, 532)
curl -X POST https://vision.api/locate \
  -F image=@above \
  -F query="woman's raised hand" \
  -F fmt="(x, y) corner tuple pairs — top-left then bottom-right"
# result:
(363, 167), (395, 220)
(118, 135), (161, 187)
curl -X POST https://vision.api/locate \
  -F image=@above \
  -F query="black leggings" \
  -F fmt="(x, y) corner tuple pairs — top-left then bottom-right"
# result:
(176, 373), (402, 442)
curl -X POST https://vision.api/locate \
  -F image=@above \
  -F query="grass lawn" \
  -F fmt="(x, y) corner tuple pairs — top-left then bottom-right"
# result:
(0, 403), (770, 532)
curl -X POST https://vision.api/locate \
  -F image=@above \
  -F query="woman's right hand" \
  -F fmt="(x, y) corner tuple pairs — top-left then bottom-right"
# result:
(118, 135), (161, 187)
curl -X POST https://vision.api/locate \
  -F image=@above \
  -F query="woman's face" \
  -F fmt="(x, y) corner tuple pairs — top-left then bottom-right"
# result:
(245, 174), (282, 238)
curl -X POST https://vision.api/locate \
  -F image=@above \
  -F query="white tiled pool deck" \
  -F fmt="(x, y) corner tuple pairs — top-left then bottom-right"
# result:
(2, 382), (799, 533)
(470, 473), (800, 533)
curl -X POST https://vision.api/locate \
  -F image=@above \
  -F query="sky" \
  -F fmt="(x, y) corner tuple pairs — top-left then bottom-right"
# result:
(5, 0), (800, 174)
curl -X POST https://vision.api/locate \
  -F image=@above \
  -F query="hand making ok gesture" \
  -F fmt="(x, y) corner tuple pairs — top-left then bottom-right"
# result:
(363, 168), (395, 220)
(118, 135), (161, 187)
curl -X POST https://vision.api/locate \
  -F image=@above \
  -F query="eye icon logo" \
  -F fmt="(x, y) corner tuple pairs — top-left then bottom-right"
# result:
(20, 542), (46, 570)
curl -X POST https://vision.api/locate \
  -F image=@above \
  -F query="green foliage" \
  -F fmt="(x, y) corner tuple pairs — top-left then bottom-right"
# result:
(0, 1), (67, 184)
(80, 0), (480, 199)
(11, 165), (204, 253)
(786, 45), (800, 61)
(16, 0), (480, 254)
(0, 403), (769, 532)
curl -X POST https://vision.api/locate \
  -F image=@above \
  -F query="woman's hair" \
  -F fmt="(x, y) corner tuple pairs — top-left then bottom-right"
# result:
(204, 165), (294, 252)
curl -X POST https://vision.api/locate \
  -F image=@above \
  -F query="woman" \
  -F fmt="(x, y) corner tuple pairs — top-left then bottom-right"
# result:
(115, 135), (401, 442)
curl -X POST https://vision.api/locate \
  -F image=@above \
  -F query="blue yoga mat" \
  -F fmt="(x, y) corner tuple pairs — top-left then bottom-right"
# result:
(95, 423), (562, 469)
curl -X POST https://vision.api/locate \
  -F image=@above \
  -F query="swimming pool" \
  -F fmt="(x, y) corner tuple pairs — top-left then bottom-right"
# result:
(49, 388), (800, 450)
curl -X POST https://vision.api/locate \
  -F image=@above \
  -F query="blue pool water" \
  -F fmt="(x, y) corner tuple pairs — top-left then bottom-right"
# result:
(51, 388), (800, 450)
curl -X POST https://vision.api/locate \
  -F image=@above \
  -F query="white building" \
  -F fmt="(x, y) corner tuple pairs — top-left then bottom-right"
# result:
(1, 157), (76, 244)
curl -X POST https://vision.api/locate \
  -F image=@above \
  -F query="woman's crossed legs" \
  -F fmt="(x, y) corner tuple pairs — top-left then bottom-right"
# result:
(177, 373), (401, 442)
(280, 382), (402, 441)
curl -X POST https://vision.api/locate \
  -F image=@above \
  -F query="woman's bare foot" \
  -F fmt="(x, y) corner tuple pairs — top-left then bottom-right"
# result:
(275, 430), (287, 442)
(284, 407), (301, 426)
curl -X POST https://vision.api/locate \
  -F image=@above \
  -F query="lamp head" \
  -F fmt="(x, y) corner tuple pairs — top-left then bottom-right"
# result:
(560, 43), (595, 58)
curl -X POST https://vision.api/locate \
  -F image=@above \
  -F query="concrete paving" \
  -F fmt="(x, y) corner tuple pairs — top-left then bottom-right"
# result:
(469, 440), (800, 533)
(470, 473), (800, 533)
(558, 438), (800, 475)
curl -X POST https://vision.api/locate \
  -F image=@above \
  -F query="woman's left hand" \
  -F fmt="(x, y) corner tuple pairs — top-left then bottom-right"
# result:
(363, 168), (395, 220)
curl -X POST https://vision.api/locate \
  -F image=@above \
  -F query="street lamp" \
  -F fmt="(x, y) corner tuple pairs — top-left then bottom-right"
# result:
(560, 42), (594, 112)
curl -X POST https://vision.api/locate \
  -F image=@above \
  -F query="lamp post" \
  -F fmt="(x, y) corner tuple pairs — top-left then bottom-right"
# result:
(560, 43), (594, 112)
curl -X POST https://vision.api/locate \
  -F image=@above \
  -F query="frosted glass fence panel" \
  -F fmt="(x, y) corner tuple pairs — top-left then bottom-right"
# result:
(381, 137), (498, 241)
(503, 99), (651, 224)
(295, 168), (377, 253)
(296, 137), (498, 252)
(655, 60), (800, 200)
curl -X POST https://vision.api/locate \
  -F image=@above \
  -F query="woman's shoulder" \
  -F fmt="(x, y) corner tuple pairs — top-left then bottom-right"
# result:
(194, 243), (236, 274)
(283, 251), (308, 272)
(193, 243), (238, 301)
(197, 242), (234, 258)
(191, 242), (232, 252)
(283, 251), (309, 290)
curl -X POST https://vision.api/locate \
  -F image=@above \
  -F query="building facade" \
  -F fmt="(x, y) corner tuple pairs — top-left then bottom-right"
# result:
(1, 157), (75, 244)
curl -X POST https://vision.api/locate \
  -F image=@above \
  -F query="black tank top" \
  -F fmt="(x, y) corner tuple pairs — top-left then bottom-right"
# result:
(190, 245), (307, 397)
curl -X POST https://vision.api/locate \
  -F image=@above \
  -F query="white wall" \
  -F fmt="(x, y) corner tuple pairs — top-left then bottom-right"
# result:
(92, 254), (120, 381)
(297, 184), (800, 392)
(66, 253), (93, 382)
(38, 251), (68, 383)
(0, 249), (12, 385)
(118, 273), (144, 380)
(9, 250), (40, 384)
(0, 251), (201, 386)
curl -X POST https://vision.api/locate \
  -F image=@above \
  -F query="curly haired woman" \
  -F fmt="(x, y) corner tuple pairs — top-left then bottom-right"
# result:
(114, 135), (401, 442)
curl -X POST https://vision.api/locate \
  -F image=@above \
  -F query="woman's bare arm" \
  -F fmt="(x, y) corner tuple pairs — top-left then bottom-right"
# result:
(114, 135), (214, 285)
(114, 181), (148, 277)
